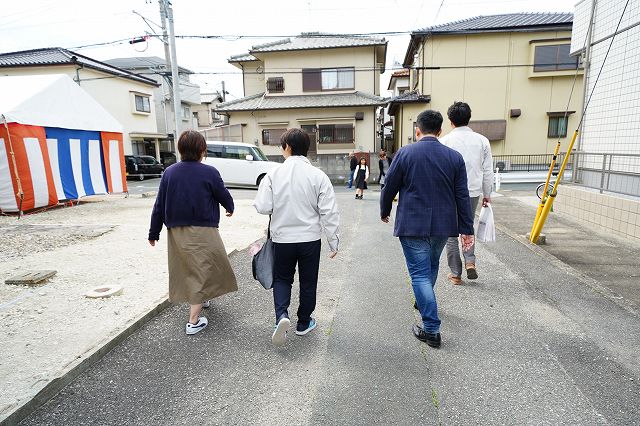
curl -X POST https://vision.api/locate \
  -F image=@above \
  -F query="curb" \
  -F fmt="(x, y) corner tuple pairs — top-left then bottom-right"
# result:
(0, 298), (170, 426)
(0, 249), (244, 426)
(494, 222), (640, 318)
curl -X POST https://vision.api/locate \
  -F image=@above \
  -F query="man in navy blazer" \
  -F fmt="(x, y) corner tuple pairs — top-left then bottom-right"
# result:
(380, 109), (474, 348)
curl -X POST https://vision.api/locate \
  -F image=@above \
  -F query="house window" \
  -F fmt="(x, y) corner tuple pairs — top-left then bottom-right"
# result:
(534, 44), (578, 72)
(181, 105), (190, 120)
(548, 115), (569, 138)
(134, 95), (150, 113)
(262, 128), (287, 145)
(267, 77), (285, 93)
(302, 68), (355, 91)
(318, 124), (354, 144)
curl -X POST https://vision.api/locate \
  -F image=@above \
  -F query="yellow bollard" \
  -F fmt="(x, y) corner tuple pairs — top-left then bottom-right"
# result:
(529, 129), (579, 243)
(530, 133), (566, 237)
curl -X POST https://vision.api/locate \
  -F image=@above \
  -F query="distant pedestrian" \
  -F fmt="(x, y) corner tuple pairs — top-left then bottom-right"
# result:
(347, 151), (357, 188)
(353, 157), (369, 200)
(380, 109), (474, 348)
(148, 130), (237, 335)
(378, 150), (388, 189)
(440, 102), (494, 284)
(254, 128), (340, 347)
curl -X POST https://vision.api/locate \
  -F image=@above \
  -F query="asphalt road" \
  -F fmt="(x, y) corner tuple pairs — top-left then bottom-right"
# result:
(20, 188), (640, 425)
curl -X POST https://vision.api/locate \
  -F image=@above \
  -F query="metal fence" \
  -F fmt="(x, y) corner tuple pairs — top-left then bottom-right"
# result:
(570, 152), (640, 197)
(492, 153), (569, 173)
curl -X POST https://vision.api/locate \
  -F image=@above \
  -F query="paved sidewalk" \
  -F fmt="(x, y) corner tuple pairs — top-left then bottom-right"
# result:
(18, 188), (640, 425)
(491, 190), (640, 312)
(0, 192), (267, 424)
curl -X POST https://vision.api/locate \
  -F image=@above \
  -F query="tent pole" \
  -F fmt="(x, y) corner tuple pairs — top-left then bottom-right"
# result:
(1, 115), (24, 218)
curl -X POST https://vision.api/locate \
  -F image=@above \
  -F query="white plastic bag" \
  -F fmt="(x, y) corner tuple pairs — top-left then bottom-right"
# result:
(476, 204), (496, 243)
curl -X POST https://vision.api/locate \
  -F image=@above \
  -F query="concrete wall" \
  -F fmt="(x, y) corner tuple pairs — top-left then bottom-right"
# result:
(1, 66), (159, 155)
(555, 185), (640, 241)
(407, 30), (583, 155)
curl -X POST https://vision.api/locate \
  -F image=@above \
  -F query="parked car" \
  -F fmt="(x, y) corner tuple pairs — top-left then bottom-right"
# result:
(160, 151), (177, 166)
(202, 141), (281, 187)
(124, 155), (164, 181)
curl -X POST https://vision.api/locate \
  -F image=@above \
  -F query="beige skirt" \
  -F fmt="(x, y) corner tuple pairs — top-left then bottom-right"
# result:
(167, 226), (237, 304)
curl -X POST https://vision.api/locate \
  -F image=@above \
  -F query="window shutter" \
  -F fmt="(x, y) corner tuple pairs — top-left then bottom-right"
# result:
(303, 69), (322, 92)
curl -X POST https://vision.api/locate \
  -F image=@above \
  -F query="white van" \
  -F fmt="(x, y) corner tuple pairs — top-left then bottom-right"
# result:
(203, 141), (281, 187)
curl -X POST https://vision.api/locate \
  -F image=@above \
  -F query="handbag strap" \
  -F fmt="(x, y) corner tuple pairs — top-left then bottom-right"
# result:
(267, 215), (271, 240)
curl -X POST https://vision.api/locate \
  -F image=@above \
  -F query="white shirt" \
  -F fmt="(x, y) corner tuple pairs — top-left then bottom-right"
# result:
(440, 126), (494, 198)
(253, 155), (340, 252)
(352, 164), (370, 181)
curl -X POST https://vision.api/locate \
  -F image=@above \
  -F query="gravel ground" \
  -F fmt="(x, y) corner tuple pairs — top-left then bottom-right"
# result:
(0, 193), (267, 421)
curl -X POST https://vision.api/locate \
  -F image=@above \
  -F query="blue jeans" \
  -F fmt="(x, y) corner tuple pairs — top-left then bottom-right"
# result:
(347, 170), (355, 188)
(400, 236), (448, 333)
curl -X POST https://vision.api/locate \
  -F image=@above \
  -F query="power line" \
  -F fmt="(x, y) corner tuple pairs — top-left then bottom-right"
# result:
(67, 30), (412, 50)
(75, 62), (580, 83)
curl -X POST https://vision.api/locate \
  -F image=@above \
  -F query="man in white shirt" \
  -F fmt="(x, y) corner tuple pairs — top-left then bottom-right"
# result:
(254, 128), (340, 346)
(440, 102), (494, 284)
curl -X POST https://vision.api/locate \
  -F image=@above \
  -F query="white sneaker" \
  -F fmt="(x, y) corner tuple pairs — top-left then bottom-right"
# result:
(271, 316), (290, 346)
(186, 317), (208, 335)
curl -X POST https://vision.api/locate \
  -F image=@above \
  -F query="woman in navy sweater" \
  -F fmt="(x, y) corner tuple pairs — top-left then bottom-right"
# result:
(148, 130), (237, 335)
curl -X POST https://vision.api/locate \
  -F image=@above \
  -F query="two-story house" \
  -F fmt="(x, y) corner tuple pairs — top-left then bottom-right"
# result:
(194, 92), (225, 131)
(0, 48), (164, 158)
(104, 56), (202, 158)
(215, 33), (387, 176)
(389, 13), (583, 158)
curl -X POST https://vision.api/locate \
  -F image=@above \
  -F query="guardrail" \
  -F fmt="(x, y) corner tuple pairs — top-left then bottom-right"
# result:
(570, 151), (640, 197)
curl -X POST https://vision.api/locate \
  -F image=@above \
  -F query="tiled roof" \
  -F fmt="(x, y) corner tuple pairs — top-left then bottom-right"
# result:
(415, 13), (573, 35)
(249, 33), (386, 53)
(0, 48), (158, 86)
(103, 56), (193, 74)
(215, 92), (387, 112)
(391, 69), (410, 77)
(200, 92), (224, 103)
(387, 91), (431, 115)
(229, 53), (259, 62)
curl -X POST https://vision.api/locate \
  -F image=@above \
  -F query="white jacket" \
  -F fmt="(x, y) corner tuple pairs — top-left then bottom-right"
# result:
(440, 126), (494, 198)
(253, 156), (340, 252)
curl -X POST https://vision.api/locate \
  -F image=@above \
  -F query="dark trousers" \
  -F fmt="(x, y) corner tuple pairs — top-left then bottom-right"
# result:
(272, 240), (321, 327)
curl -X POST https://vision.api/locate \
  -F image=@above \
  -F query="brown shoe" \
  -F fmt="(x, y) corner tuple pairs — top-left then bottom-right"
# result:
(447, 273), (462, 285)
(465, 263), (478, 280)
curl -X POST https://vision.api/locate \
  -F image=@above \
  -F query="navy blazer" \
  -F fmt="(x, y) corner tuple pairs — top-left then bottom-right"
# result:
(380, 136), (474, 238)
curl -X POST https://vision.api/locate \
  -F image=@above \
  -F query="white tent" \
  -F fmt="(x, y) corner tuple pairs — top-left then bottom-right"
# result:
(0, 74), (127, 213)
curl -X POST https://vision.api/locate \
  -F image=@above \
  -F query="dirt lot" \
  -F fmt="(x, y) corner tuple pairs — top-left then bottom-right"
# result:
(0, 193), (267, 419)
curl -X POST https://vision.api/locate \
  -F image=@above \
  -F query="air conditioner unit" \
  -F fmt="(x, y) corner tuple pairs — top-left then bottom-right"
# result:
(495, 160), (512, 172)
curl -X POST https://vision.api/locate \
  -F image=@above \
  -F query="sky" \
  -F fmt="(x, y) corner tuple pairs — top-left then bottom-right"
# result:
(1, 0), (579, 100)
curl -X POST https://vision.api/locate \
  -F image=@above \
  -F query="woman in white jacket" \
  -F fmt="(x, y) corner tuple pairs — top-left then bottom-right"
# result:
(254, 128), (340, 347)
(353, 157), (370, 200)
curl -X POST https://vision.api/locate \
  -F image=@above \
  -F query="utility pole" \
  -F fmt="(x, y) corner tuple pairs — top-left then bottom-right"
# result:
(221, 81), (226, 102)
(159, 0), (182, 150)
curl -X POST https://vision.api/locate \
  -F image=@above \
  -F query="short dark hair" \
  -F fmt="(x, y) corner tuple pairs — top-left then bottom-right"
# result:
(280, 128), (310, 156)
(447, 102), (472, 127)
(359, 157), (367, 165)
(177, 130), (206, 161)
(416, 110), (443, 135)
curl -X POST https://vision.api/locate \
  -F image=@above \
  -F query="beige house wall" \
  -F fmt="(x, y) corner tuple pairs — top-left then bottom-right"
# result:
(407, 31), (583, 155)
(226, 106), (377, 157)
(259, 47), (381, 96)
(238, 61), (265, 97)
(1, 66), (159, 156)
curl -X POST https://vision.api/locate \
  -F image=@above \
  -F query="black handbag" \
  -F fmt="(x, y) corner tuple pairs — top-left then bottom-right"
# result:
(252, 216), (274, 290)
